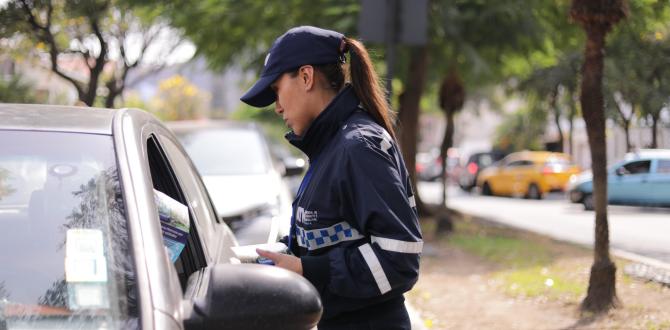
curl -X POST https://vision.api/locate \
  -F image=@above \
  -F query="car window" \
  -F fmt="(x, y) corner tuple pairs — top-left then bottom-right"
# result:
(146, 136), (207, 292)
(619, 160), (651, 175)
(478, 154), (494, 167)
(0, 131), (138, 329)
(175, 128), (271, 176)
(507, 160), (531, 167)
(545, 157), (572, 166)
(159, 136), (222, 259)
(657, 159), (670, 174)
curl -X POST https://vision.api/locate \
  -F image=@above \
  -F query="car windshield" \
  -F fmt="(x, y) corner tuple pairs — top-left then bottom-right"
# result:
(0, 131), (137, 329)
(176, 128), (271, 175)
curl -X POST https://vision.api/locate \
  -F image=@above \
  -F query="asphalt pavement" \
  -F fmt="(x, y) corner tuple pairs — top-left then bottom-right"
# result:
(418, 182), (670, 264)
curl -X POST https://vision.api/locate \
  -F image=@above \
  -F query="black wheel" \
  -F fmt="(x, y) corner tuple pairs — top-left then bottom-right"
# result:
(482, 182), (493, 196)
(583, 193), (594, 211)
(526, 184), (542, 200)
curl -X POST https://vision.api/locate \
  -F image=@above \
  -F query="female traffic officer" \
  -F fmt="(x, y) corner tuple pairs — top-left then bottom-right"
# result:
(240, 26), (422, 330)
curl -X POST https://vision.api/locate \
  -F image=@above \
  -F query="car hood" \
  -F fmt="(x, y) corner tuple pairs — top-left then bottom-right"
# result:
(567, 169), (593, 190)
(202, 173), (281, 217)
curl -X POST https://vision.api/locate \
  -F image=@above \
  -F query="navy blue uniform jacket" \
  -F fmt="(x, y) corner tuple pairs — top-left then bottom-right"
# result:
(286, 85), (422, 322)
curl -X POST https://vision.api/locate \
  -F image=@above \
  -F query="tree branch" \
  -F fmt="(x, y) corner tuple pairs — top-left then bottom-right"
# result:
(19, 0), (85, 97)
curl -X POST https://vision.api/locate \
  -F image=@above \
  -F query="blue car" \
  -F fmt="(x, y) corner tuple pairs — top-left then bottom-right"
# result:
(567, 150), (670, 210)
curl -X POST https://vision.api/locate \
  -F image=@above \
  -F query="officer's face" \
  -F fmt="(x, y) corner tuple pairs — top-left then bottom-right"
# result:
(271, 67), (315, 136)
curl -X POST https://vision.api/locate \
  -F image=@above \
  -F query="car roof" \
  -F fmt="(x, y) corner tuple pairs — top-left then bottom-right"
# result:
(165, 119), (261, 134)
(624, 149), (670, 161)
(507, 151), (572, 162)
(0, 103), (117, 135)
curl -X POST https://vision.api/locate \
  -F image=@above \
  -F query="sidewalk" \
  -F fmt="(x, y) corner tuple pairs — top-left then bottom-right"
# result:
(406, 214), (670, 330)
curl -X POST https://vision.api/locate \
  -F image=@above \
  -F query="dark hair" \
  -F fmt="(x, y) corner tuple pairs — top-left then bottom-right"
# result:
(310, 38), (396, 140)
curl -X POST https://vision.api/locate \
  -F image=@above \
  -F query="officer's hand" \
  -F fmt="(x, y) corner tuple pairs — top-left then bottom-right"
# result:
(256, 248), (303, 275)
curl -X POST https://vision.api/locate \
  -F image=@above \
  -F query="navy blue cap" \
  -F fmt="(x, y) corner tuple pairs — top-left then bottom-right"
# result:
(240, 26), (345, 108)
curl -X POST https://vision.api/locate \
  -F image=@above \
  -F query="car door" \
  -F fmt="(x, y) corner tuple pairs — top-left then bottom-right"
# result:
(609, 159), (652, 205)
(646, 158), (670, 206)
(504, 160), (533, 196)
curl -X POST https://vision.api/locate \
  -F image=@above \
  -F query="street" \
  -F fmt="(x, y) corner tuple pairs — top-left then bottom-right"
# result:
(418, 182), (670, 264)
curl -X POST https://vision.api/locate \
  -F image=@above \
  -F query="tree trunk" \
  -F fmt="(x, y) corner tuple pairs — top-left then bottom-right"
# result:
(397, 46), (430, 216)
(623, 120), (632, 152)
(440, 111), (455, 206)
(568, 88), (577, 156)
(615, 103), (633, 152)
(105, 83), (119, 108)
(651, 114), (659, 148)
(551, 89), (564, 153)
(579, 27), (618, 313)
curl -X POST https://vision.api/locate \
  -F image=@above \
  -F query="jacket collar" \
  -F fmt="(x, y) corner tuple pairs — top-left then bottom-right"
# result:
(286, 85), (359, 159)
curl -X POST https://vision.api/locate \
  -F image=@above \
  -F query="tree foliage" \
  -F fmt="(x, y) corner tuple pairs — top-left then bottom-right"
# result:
(0, 0), (186, 107)
(0, 74), (38, 103)
(149, 75), (210, 121)
(605, 0), (670, 148)
(131, 0), (359, 72)
(494, 99), (548, 153)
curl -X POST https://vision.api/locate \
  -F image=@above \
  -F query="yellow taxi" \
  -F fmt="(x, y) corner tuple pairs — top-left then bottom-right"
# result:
(476, 151), (580, 199)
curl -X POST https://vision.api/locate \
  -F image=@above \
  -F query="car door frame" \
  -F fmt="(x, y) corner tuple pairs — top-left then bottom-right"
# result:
(114, 109), (195, 330)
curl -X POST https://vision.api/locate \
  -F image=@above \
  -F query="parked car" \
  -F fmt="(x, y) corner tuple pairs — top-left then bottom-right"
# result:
(477, 151), (580, 199)
(416, 148), (461, 182)
(0, 104), (321, 330)
(458, 151), (506, 192)
(568, 149), (670, 210)
(167, 120), (303, 245)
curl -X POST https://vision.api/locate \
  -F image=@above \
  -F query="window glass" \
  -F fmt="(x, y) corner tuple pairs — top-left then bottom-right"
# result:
(507, 160), (530, 167)
(0, 131), (137, 329)
(479, 155), (494, 167)
(146, 137), (206, 292)
(656, 160), (670, 174)
(175, 128), (270, 175)
(160, 136), (220, 258)
(621, 160), (651, 175)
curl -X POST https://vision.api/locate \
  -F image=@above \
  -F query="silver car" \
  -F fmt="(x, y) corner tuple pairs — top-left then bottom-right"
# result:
(166, 121), (302, 245)
(0, 104), (321, 329)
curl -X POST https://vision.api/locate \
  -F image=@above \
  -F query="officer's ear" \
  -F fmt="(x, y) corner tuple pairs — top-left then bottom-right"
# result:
(298, 65), (315, 91)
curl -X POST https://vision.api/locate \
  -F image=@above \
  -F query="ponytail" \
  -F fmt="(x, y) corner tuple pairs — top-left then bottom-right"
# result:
(343, 38), (397, 141)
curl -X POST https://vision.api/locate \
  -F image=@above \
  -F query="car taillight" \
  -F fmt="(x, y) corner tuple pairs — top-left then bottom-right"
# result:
(416, 164), (424, 172)
(467, 162), (478, 175)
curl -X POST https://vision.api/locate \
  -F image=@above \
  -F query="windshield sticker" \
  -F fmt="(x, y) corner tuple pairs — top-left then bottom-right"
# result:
(64, 229), (110, 310)
(65, 229), (107, 283)
(68, 283), (110, 310)
(154, 189), (190, 262)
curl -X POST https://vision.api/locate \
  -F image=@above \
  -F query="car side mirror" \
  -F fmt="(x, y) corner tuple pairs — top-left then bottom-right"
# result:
(615, 167), (626, 176)
(282, 156), (305, 177)
(184, 264), (322, 330)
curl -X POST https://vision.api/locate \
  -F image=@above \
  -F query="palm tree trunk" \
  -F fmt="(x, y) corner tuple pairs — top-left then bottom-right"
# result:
(580, 27), (618, 313)
(398, 46), (430, 216)
(440, 112), (455, 206)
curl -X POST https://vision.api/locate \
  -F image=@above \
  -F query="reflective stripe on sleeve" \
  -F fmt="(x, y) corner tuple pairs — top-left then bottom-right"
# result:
(295, 221), (364, 250)
(358, 243), (392, 294)
(408, 195), (416, 208)
(371, 236), (423, 254)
